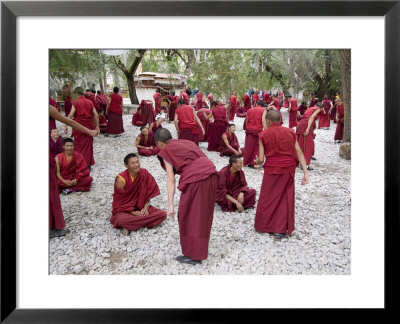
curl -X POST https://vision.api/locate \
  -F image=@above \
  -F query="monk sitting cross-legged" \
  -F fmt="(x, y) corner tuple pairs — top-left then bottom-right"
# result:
(110, 153), (167, 236)
(55, 137), (93, 195)
(135, 126), (160, 156)
(219, 123), (243, 157)
(216, 156), (256, 212)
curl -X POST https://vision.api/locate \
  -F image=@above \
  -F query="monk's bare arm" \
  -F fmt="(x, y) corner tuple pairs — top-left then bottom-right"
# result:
(135, 136), (146, 150)
(165, 161), (176, 217)
(115, 176), (125, 190)
(105, 98), (111, 115)
(204, 112), (213, 120)
(174, 114), (180, 134)
(92, 108), (100, 130)
(262, 110), (267, 130)
(295, 141), (309, 185)
(67, 106), (76, 119)
(255, 140), (265, 165)
(305, 110), (320, 135)
(194, 110), (205, 134)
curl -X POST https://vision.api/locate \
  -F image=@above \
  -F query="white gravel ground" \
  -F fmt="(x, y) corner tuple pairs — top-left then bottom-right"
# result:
(50, 108), (351, 275)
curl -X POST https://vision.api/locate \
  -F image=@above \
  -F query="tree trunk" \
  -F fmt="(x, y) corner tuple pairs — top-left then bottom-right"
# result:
(339, 49), (351, 143)
(103, 68), (107, 93)
(99, 77), (104, 92)
(126, 74), (139, 104)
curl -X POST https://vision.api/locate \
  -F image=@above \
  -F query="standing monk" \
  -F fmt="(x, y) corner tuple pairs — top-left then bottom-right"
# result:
(288, 95), (298, 129)
(153, 89), (162, 114)
(111, 153), (167, 236)
(206, 101), (228, 151)
(62, 84), (73, 117)
(243, 92), (251, 112)
(174, 99), (205, 146)
(55, 138), (93, 194)
(96, 90), (109, 116)
(180, 90), (189, 105)
(229, 91), (238, 122)
(196, 91), (204, 111)
(263, 90), (271, 104)
(135, 126), (160, 156)
(219, 124), (243, 157)
(296, 102), (323, 170)
(66, 87), (99, 167)
(254, 110), (308, 241)
(85, 89), (99, 112)
(155, 128), (218, 265)
(243, 101), (266, 168)
(334, 98), (344, 143)
(166, 91), (179, 122)
(105, 86), (124, 137)
(252, 91), (260, 107)
(196, 105), (212, 142)
(216, 156), (256, 212)
(318, 95), (333, 129)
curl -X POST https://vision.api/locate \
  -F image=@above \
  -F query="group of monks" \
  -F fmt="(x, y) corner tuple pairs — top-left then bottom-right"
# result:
(49, 84), (345, 266)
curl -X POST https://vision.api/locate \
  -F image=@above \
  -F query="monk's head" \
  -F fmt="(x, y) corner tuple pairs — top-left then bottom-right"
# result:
(229, 155), (243, 172)
(177, 98), (185, 107)
(97, 90), (101, 95)
(154, 128), (172, 149)
(316, 102), (324, 109)
(265, 110), (281, 127)
(227, 124), (236, 133)
(74, 87), (84, 96)
(257, 100), (265, 107)
(137, 107), (141, 114)
(335, 98), (342, 105)
(140, 126), (149, 136)
(211, 101), (218, 109)
(124, 153), (140, 174)
(50, 128), (59, 140)
(63, 138), (74, 155)
(156, 116), (163, 123)
(113, 87), (119, 93)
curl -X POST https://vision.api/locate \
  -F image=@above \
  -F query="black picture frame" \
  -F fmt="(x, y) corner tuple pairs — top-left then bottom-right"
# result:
(1, 0), (398, 322)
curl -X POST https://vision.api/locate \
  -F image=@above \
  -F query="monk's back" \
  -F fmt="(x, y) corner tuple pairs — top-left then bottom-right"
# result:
(260, 124), (296, 159)
(246, 106), (264, 131)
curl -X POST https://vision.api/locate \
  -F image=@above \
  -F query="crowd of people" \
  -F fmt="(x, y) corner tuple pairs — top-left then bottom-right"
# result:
(49, 84), (345, 266)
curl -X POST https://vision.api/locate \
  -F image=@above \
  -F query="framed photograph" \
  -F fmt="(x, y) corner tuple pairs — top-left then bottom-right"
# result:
(1, 0), (398, 322)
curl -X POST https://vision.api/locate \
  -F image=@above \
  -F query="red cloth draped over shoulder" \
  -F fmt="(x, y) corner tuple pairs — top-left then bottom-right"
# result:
(207, 106), (228, 151)
(219, 131), (240, 156)
(72, 96), (95, 130)
(229, 95), (237, 120)
(56, 151), (90, 183)
(246, 106), (264, 132)
(288, 98), (298, 128)
(263, 92), (271, 103)
(176, 104), (197, 130)
(166, 95), (179, 122)
(252, 94), (259, 105)
(243, 94), (251, 112)
(197, 108), (211, 141)
(137, 130), (160, 156)
(85, 92), (99, 111)
(153, 92), (162, 114)
(296, 111), (316, 165)
(259, 124), (298, 174)
(111, 168), (160, 216)
(318, 99), (331, 128)
(50, 137), (63, 165)
(273, 98), (281, 110)
(108, 93), (123, 115)
(140, 100), (156, 125)
(64, 96), (72, 116)
(180, 92), (189, 105)
(132, 112), (144, 126)
(196, 92), (203, 110)
(96, 93), (108, 107)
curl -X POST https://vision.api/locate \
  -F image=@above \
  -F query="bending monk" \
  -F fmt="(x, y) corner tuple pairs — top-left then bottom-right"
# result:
(174, 98), (204, 146)
(254, 110), (308, 241)
(110, 153), (167, 236)
(216, 156), (256, 212)
(55, 137), (93, 194)
(135, 126), (160, 156)
(155, 128), (218, 265)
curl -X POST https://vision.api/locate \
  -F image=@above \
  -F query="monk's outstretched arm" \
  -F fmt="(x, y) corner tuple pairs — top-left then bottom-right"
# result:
(295, 141), (309, 185)
(304, 109), (320, 135)
(165, 161), (176, 217)
(194, 110), (205, 134)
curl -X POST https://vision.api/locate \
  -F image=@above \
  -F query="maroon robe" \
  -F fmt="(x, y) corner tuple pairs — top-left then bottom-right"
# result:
(166, 95), (179, 122)
(56, 151), (93, 192)
(255, 124), (298, 235)
(157, 139), (218, 260)
(85, 92), (99, 111)
(176, 104), (199, 146)
(334, 103), (344, 141)
(180, 92), (189, 105)
(236, 99), (246, 117)
(229, 95), (237, 121)
(96, 93), (108, 114)
(207, 105), (228, 151)
(153, 92), (162, 114)
(309, 98), (317, 108)
(132, 112), (144, 126)
(50, 136), (63, 164)
(64, 96), (72, 117)
(72, 96), (95, 166)
(149, 121), (162, 134)
(137, 130), (160, 156)
(263, 92), (271, 103)
(197, 108), (211, 141)
(140, 100), (156, 125)
(252, 94), (259, 106)
(296, 107), (318, 164)
(318, 99), (331, 128)
(107, 93), (124, 135)
(330, 97), (337, 121)
(196, 92), (203, 111)
(99, 115), (108, 133)
(49, 118), (65, 230)
(243, 106), (264, 166)
(111, 169), (167, 231)
(288, 98), (298, 128)
(216, 165), (256, 212)
(243, 94), (251, 112)
(219, 131), (241, 156)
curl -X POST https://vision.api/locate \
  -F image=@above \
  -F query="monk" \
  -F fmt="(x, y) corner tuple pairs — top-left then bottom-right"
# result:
(155, 128), (218, 265)
(50, 128), (63, 163)
(334, 98), (344, 143)
(229, 91), (238, 122)
(153, 89), (162, 114)
(219, 124), (243, 157)
(149, 116), (163, 133)
(96, 90), (109, 116)
(180, 91), (189, 105)
(62, 84), (73, 117)
(98, 109), (108, 134)
(296, 102), (323, 170)
(110, 153), (167, 236)
(207, 93), (214, 106)
(85, 89), (99, 111)
(105, 86), (124, 137)
(298, 101), (308, 118)
(252, 91), (259, 107)
(49, 105), (98, 239)
(318, 95), (333, 129)
(309, 96), (319, 108)
(330, 95), (337, 122)
(166, 91), (179, 122)
(243, 101), (266, 168)
(65, 87), (99, 167)
(216, 156), (256, 212)
(236, 97), (246, 118)
(196, 91), (204, 111)
(135, 126), (160, 156)
(49, 95), (60, 130)
(243, 92), (251, 112)
(288, 95), (298, 129)
(206, 101), (228, 151)
(254, 110), (308, 241)
(55, 138), (93, 194)
(174, 99), (205, 146)
(140, 99), (156, 126)
(263, 90), (271, 104)
(196, 106), (212, 142)
(131, 107), (144, 126)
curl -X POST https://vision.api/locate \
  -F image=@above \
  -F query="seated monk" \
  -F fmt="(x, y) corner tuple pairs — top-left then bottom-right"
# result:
(110, 153), (167, 235)
(131, 107), (144, 126)
(98, 109), (108, 134)
(216, 156), (256, 212)
(219, 123), (243, 157)
(55, 137), (93, 194)
(135, 126), (160, 156)
(149, 116), (163, 133)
